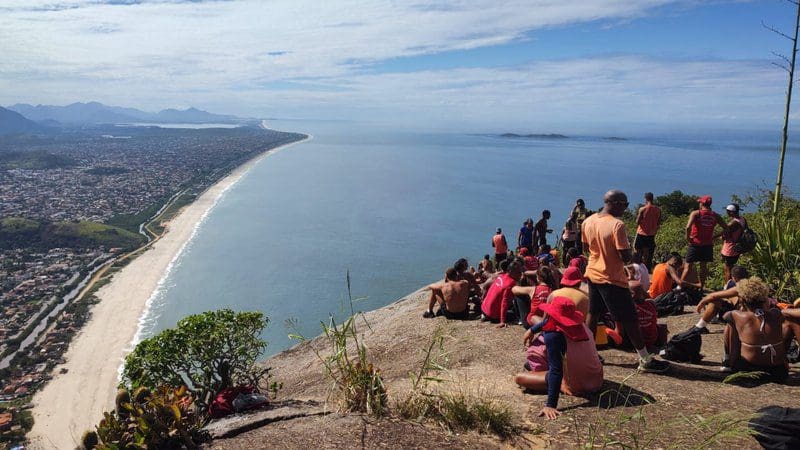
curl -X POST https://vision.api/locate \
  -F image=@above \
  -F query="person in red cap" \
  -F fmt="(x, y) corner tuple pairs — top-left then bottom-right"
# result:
(515, 296), (603, 419)
(518, 247), (539, 272)
(684, 195), (728, 289)
(549, 266), (589, 316)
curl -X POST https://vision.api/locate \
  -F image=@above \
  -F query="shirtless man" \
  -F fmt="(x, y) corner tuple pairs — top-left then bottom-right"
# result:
(423, 267), (470, 320)
(694, 266), (748, 331)
(722, 277), (787, 382)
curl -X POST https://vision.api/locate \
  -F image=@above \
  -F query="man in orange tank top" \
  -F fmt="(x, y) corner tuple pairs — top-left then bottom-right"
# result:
(492, 228), (508, 264)
(634, 192), (661, 270)
(684, 195), (727, 289)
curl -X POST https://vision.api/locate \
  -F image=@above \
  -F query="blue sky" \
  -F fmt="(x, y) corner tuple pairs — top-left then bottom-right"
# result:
(0, 0), (798, 132)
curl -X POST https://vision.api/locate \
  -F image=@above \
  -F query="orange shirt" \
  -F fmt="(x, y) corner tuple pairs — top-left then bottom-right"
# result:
(581, 213), (630, 288)
(492, 233), (508, 254)
(648, 263), (673, 298)
(636, 204), (661, 236)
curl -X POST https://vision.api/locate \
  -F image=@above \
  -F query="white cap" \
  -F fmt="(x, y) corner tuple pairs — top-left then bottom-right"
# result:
(726, 204), (738, 212)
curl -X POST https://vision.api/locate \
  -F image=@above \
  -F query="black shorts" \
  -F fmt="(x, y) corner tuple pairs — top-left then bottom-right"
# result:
(588, 281), (638, 323)
(721, 254), (740, 267)
(634, 234), (656, 251)
(495, 253), (507, 263)
(686, 245), (713, 263)
(731, 360), (789, 383)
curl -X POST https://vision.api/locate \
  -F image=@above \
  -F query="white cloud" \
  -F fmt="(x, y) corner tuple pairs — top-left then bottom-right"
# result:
(0, 0), (788, 130)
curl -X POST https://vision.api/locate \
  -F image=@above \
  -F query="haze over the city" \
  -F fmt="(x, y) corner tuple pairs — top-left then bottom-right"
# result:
(1, 0), (797, 132)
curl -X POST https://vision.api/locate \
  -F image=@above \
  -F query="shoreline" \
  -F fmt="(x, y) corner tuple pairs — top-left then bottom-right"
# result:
(27, 135), (310, 450)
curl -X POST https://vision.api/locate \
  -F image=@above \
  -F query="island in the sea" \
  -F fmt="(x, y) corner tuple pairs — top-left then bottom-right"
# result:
(499, 132), (569, 139)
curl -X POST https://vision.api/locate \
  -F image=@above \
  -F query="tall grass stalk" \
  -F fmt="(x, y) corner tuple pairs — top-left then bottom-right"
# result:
(288, 270), (387, 416)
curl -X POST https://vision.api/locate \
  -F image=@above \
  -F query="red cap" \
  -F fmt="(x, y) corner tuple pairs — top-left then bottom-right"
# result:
(538, 297), (589, 341)
(560, 267), (583, 287)
(519, 247), (529, 256)
(698, 195), (712, 205)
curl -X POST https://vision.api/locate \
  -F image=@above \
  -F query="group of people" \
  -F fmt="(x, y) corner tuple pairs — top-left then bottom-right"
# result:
(422, 189), (800, 420)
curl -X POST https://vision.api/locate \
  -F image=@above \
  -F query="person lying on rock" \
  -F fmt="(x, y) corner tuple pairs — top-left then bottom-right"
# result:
(514, 296), (603, 419)
(423, 267), (470, 320)
(722, 277), (788, 382)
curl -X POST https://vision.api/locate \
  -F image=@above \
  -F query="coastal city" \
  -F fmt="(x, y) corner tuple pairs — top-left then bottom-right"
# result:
(0, 126), (305, 443)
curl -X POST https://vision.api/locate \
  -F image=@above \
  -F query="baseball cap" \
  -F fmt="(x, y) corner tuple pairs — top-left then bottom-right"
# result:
(726, 204), (738, 212)
(698, 195), (712, 205)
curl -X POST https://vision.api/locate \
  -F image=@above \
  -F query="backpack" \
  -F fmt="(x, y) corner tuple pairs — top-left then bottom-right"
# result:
(733, 224), (758, 254)
(749, 406), (800, 450)
(653, 290), (684, 317)
(659, 327), (703, 363)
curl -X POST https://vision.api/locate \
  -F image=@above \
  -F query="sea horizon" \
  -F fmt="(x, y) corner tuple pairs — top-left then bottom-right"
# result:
(133, 120), (799, 358)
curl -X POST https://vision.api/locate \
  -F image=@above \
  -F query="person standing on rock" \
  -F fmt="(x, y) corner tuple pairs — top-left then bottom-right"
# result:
(582, 189), (669, 373)
(492, 228), (508, 265)
(684, 195), (728, 289)
(634, 192), (661, 271)
(518, 219), (535, 255)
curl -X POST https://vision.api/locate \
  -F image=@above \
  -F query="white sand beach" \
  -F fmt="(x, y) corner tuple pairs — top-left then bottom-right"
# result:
(28, 137), (308, 450)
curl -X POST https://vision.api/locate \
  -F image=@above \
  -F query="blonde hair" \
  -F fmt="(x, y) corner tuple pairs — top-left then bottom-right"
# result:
(736, 277), (770, 310)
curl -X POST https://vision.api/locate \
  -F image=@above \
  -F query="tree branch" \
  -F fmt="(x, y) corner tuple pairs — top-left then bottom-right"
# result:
(772, 51), (792, 65)
(764, 21), (797, 41)
(772, 61), (791, 73)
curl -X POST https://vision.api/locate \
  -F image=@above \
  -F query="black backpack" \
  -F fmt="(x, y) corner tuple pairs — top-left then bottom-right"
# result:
(734, 224), (758, 254)
(660, 327), (703, 363)
(653, 290), (684, 317)
(749, 406), (800, 450)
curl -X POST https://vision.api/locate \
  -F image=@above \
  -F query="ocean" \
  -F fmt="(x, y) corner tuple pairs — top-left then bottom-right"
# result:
(135, 122), (799, 355)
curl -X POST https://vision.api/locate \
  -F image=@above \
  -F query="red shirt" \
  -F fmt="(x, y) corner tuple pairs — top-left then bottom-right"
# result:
(481, 273), (516, 323)
(526, 284), (552, 325)
(690, 209), (719, 246)
(635, 300), (658, 347)
(523, 255), (539, 271)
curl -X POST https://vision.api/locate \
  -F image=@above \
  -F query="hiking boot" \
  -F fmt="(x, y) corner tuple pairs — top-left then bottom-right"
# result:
(638, 356), (670, 373)
(422, 310), (435, 319)
(479, 314), (490, 322)
(692, 326), (710, 335)
(719, 366), (732, 373)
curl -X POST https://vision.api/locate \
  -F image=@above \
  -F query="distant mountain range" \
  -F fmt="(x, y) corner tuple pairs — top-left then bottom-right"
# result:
(5, 102), (242, 127)
(0, 106), (52, 135)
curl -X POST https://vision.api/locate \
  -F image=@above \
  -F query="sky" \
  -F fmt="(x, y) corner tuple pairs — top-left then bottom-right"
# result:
(1, 0), (799, 132)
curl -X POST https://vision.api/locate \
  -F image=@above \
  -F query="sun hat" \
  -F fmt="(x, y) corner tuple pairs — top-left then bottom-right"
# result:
(698, 195), (712, 205)
(538, 296), (589, 341)
(560, 266), (583, 287)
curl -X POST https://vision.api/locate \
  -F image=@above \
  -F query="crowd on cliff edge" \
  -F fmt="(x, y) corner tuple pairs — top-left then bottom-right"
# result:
(422, 190), (800, 420)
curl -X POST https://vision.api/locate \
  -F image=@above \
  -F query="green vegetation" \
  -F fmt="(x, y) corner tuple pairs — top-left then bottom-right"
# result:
(289, 272), (387, 416)
(0, 217), (145, 251)
(106, 198), (169, 234)
(121, 309), (274, 412)
(86, 385), (208, 449)
(149, 193), (197, 235)
(396, 326), (518, 438)
(0, 150), (76, 169)
(622, 189), (800, 298)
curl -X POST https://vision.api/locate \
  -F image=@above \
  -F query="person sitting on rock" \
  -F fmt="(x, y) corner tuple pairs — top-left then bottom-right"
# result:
(478, 254), (495, 276)
(514, 296), (603, 419)
(512, 266), (558, 328)
(423, 267), (470, 320)
(519, 247), (540, 272)
(548, 266), (589, 316)
(722, 277), (788, 382)
(694, 266), (749, 330)
(648, 252), (684, 299)
(481, 259), (523, 327)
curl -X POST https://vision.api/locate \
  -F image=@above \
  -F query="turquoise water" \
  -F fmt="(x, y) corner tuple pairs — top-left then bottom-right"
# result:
(138, 123), (799, 355)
